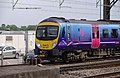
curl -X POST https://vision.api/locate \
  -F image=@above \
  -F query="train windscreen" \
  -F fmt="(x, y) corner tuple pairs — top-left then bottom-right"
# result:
(36, 26), (59, 40)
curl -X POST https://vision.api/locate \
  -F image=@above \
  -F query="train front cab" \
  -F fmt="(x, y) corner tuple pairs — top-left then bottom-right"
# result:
(35, 22), (60, 61)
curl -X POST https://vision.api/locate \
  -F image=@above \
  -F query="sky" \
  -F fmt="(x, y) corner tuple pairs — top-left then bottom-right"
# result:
(0, 0), (120, 26)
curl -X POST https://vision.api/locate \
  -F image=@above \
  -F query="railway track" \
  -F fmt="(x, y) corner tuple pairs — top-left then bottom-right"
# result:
(60, 60), (120, 73)
(1, 58), (120, 78)
(87, 71), (120, 78)
(60, 59), (120, 78)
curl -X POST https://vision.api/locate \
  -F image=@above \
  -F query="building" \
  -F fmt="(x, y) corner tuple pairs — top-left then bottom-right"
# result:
(0, 31), (35, 55)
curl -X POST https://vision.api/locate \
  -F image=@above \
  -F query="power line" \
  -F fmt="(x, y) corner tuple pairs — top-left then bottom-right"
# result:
(65, 0), (96, 5)
(9, 2), (97, 11)
(0, 1), (119, 12)
(1, 0), (119, 9)
(12, 2), (100, 11)
(19, 3), (120, 11)
(38, 0), (96, 6)
(14, 7), (41, 9)
(40, 9), (99, 15)
(0, 6), (11, 8)
(0, 1), (12, 4)
(38, 0), (96, 5)
(0, 0), (120, 14)
(0, 0), (120, 9)
(19, 4), (98, 11)
(38, 0), (120, 10)
(14, 3), (57, 8)
(38, 0), (57, 3)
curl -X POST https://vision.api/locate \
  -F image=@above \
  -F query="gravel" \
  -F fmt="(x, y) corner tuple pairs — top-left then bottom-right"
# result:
(61, 66), (120, 78)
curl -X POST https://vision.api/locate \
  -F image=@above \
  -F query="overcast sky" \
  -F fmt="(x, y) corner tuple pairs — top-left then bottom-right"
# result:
(0, 0), (120, 26)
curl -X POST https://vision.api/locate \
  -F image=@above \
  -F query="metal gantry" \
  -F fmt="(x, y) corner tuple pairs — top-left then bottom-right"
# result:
(110, 0), (118, 9)
(97, 0), (119, 20)
(96, 0), (102, 20)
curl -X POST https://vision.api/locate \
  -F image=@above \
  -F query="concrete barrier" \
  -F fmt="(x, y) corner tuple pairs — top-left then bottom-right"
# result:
(0, 65), (60, 78)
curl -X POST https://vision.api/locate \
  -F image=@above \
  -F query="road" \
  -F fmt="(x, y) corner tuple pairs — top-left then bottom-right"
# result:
(0, 56), (23, 66)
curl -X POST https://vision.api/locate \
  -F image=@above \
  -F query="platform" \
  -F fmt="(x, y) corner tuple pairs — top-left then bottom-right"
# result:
(0, 65), (60, 78)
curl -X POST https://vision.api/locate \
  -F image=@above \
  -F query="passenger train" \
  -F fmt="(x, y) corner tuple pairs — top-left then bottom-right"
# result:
(35, 17), (120, 62)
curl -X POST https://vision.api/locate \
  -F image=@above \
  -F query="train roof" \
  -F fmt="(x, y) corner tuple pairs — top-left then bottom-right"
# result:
(40, 17), (120, 25)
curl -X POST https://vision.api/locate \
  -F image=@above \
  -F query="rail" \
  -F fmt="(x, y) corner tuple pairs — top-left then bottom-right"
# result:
(87, 71), (120, 78)
(60, 60), (120, 73)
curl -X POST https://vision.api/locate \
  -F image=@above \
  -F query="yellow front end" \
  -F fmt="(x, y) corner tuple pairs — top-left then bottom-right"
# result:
(35, 38), (58, 50)
(35, 22), (60, 50)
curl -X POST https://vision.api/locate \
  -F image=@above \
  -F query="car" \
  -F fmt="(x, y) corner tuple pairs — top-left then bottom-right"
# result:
(0, 46), (21, 59)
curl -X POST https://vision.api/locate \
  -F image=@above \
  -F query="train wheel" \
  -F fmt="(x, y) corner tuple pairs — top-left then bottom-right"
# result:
(79, 52), (87, 62)
(111, 51), (115, 56)
(50, 58), (55, 63)
(62, 53), (69, 63)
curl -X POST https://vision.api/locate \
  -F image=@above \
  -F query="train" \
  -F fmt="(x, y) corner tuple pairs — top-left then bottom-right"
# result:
(35, 17), (120, 62)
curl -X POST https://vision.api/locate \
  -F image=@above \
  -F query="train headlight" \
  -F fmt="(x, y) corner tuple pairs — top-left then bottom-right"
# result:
(52, 42), (57, 48)
(36, 42), (40, 48)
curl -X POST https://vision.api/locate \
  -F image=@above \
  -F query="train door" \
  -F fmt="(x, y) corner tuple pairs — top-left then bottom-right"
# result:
(62, 26), (65, 39)
(62, 25), (68, 41)
(91, 24), (100, 48)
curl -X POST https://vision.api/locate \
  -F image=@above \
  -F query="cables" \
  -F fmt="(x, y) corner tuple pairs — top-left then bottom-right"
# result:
(38, 0), (57, 2)
(0, 0), (119, 16)
(0, 1), (12, 4)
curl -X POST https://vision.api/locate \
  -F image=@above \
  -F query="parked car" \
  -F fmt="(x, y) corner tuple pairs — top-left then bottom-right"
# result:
(0, 46), (21, 59)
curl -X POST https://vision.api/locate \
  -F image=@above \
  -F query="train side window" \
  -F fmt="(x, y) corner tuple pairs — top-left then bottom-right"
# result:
(103, 29), (108, 38)
(96, 27), (99, 38)
(62, 27), (65, 38)
(111, 29), (118, 38)
(67, 26), (71, 40)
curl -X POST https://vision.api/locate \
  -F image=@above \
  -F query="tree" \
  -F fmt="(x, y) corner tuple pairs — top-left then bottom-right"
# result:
(10, 25), (20, 31)
(0, 24), (37, 31)
(20, 26), (27, 31)
(0, 24), (6, 30)
(27, 25), (36, 30)
(4, 25), (20, 31)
